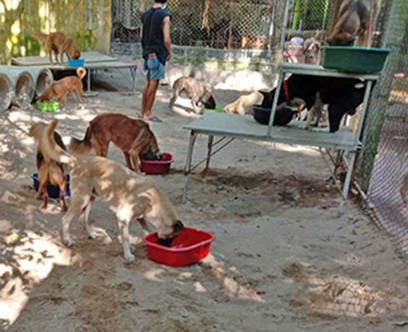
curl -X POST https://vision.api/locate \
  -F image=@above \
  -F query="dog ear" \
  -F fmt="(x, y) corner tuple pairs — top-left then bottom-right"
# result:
(174, 220), (184, 231)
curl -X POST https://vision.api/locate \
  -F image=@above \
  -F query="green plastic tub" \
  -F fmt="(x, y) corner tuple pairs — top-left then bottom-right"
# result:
(36, 100), (59, 112)
(204, 107), (223, 112)
(321, 46), (392, 73)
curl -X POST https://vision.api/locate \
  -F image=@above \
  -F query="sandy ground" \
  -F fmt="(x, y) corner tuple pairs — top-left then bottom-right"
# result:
(1, 63), (408, 332)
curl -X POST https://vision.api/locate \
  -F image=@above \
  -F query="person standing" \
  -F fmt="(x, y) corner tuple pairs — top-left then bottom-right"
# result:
(140, 0), (171, 122)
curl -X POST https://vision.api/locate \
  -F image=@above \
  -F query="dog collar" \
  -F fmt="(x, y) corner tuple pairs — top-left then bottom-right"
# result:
(283, 80), (290, 102)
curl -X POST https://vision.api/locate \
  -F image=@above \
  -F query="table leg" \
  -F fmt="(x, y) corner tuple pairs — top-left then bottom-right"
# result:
(203, 135), (214, 174)
(87, 69), (91, 92)
(182, 131), (198, 204)
(343, 151), (357, 199)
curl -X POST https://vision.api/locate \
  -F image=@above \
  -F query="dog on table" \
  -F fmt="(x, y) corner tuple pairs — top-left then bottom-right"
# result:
(169, 76), (216, 113)
(69, 113), (161, 173)
(37, 67), (86, 106)
(33, 32), (81, 64)
(260, 74), (366, 133)
(223, 91), (263, 115)
(29, 122), (68, 211)
(32, 119), (184, 261)
(327, 0), (372, 46)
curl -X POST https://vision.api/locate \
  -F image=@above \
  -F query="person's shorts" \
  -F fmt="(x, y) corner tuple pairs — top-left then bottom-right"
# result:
(144, 56), (165, 80)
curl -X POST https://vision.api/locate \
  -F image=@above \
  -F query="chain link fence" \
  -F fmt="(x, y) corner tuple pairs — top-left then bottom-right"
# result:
(111, 0), (408, 253)
(355, 0), (408, 254)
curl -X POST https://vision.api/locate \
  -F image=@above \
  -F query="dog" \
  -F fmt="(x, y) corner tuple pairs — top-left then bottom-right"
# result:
(33, 32), (81, 64)
(28, 122), (68, 211)
(69, 113), (161, 172)
(32, 119), (184, 261)
(260, 74), (366, 133)
(303, 37), (322, 65)
(327, 0), (372, 46)
(223, 91), (263, 115)
(37, 67), (86, 106)
(306, 92), (326, 128)
(401, 173), (408, 204)
(169, 76), (216, 113)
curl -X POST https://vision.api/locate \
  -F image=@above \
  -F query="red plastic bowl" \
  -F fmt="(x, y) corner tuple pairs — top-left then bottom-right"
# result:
(143, 227), (215, 267)
(140, 152), (173, 175)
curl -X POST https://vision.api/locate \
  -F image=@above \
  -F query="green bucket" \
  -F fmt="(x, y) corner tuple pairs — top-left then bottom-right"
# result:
(321, 46), (392, 73)
(36, 100), (59, 112)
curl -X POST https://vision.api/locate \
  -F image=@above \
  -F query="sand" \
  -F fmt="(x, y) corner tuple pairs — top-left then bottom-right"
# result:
(0, 62), (408, 332)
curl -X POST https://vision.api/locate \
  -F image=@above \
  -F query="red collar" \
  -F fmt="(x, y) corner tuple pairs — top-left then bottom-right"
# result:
(283, 80), (290, 102)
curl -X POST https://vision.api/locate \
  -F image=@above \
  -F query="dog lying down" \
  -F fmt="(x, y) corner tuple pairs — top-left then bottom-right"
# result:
(223, 91), (263, 115)
(32, 119), (184, 261)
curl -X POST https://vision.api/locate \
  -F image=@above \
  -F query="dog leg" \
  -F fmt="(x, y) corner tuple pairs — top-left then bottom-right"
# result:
(61, 196), (88, 246)
(168, 91), (178, 108)
(80, 201), (96, 239)
(123, 152), (134, 170)
(59, 179), (68, 211)
(117, 218), (135, 261)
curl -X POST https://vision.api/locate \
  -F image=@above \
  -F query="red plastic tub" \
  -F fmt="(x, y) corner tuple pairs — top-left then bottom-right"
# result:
(143, 227), (215, 267)
(140, 152), (173, 175)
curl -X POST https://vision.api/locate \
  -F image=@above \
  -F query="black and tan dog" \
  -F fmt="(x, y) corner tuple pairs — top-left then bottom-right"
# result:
(260, 74), (367, 133)
(31, 119), (184, 261)
(327, 0), (372, 46)
(29, 122), (68, 211)
(69, 113), (161, 172)
(169, 76), (216, 113)
(33, 32), (81, 64)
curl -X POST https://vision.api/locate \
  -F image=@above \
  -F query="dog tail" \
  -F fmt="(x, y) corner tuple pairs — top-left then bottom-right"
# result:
(69, 126), (93, 155)
(43, 119), (78, 167)
(76, 67), (86, 80)
(32, 32), (48, 43)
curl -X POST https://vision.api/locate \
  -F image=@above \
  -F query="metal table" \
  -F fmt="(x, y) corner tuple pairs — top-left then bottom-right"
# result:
(182, 63), (380, 203)
(11, 51), (137, 92)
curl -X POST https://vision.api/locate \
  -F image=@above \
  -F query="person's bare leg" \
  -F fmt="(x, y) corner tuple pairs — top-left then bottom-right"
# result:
(141, 80), (150, 117)
(142, 80), (160, 119)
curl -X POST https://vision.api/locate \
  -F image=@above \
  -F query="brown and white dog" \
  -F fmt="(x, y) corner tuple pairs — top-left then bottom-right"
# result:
(32, 119), (184, 261)
(327, 0), (373, 46)
(33, 32), (81, 64)
(69, 113), (161, 172)
(29, 122), (68, 211)
(169, 76), (216, 113)
(223, 91), (263, 115)
(37, 67), (86, 106)
(303, 37), (322, 65)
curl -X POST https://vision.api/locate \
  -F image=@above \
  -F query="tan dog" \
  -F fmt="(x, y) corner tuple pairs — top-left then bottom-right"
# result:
(303, 37), (321, 65)
(33, 32), (81, 64)
(169, 76), (216, 113)
(29, 123), (68, 211)
(69, 113), (161, 172)
(37, 67), (86, 106)
(32, 119), (184, 261)
(327, 0), (372, 46)
(401, 173), (408, 204)
(223, 91), (263, 115)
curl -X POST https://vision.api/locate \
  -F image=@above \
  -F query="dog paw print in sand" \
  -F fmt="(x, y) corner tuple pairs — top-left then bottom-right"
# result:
(282, 261), (406, 319)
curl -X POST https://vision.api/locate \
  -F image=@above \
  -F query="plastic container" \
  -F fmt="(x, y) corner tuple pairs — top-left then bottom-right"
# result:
(140, 152), (173, 175)
(68, 58), (85, 67)
(32, 173), (70, 198)
(143, 227), (215, 267)
(321, 46), (392, 73)
(36, 100), (59, 112)
(252, 104), (295, 126)
(204, 107), (224, 112)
